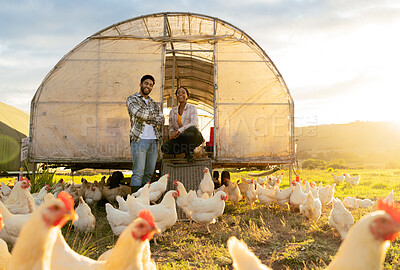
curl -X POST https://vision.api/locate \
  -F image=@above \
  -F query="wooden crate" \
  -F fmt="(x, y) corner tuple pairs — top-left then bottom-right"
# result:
(161, 158), (212, 221)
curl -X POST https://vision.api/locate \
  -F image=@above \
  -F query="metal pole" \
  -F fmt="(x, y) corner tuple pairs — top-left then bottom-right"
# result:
(32, 162), (37, 182)
(213, 18), (217, 161)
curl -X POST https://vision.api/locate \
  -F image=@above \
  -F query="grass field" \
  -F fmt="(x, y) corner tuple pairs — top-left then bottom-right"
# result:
(2, 168), (400, 269)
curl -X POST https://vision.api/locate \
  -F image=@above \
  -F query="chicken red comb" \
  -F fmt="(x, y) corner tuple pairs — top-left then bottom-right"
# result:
(57, 191), (75, 212)
(204, 167), (208, 173)
(377, 198), (400, 223)
(138, 209), (156, 228)
(173, 180), (178, 186)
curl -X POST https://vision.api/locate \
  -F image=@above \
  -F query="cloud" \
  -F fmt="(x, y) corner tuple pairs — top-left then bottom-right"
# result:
(0, 0), (399, 126)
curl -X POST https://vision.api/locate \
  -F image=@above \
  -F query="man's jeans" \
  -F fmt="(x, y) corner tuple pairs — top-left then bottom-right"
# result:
(130, 139), (158, 187)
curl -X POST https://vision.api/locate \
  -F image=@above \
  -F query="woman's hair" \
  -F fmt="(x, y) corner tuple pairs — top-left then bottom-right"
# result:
(175, 87), (190, 97)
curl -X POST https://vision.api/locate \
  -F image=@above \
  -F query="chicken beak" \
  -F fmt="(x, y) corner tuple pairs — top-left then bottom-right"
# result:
(153, 225), (161, 235)
(68, 209), (79, 222)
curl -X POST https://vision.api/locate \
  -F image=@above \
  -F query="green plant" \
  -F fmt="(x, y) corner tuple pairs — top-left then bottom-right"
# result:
(302, 159), (327, 170)
(29, 163), (56, 193)
(327, 158), (347, 169)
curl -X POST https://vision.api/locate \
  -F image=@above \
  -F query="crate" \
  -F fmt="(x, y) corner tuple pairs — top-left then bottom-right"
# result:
(161, 158), (212, 221)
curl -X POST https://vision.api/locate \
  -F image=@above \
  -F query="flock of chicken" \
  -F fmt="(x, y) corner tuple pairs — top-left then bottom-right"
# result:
(0, 169), (399, 270)
(105, 168), (228, 240)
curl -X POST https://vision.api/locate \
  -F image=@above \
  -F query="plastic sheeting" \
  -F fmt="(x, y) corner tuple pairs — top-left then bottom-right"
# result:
(29, 12), (294, 165)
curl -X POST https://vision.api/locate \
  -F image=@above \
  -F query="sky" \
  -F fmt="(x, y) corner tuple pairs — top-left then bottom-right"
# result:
(1, 0), (400, 127)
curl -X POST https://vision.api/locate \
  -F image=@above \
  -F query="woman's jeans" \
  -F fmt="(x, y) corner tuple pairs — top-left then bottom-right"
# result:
(130, 139), (158, 187)
(161, 126), (204, 155)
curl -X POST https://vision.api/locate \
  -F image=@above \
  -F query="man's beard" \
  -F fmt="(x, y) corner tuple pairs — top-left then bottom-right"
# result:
(140, 86), (151, 96)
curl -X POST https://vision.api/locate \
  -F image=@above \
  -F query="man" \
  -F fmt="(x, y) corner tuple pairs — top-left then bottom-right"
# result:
(126, 75), (164, 193)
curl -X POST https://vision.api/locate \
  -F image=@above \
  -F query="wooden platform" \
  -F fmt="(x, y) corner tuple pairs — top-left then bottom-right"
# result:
(161, 158), (212, 220)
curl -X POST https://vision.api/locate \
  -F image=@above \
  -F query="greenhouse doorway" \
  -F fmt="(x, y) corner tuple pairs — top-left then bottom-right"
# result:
(163, 51), (215, 156)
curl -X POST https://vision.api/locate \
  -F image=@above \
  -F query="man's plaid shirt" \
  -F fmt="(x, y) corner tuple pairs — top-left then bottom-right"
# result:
(126, 92), (164, 142)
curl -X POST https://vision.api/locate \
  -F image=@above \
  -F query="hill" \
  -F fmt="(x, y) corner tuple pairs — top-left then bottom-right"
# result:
(0, 102), (30, 171)
(295, 121), (400, 167)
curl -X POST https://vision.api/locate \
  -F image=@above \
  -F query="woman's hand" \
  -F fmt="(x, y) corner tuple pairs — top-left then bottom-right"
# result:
(171, 130), (180, 139)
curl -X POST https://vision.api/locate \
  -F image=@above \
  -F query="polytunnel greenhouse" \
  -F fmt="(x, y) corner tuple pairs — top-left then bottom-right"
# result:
(28, 12), (295, 171)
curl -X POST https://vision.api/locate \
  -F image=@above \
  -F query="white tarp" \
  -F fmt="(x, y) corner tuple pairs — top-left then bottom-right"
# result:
(29, 12), (294, 165)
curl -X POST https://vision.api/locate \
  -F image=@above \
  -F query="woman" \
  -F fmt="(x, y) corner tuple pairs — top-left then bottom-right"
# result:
(161, 87), (204, 161)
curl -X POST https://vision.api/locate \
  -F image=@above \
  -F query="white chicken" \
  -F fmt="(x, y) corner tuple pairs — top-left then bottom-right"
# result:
(343, 197), (358, 210)
(84, 182), (102, 205)
(356, 198), (374, 208)
(135, 182), (151, 205)
(101, 184), (131, 203)
(318, 182), (336, 206)
(0, 209), (11, 270)
(224, 179), (241, 205)
(7, 191), (77, 270)
(0, 200), (32, 245)
(332, 173), (345, 183)
(187, 190), (227, 232)
(344, 173), (360, 185)
(133, 174), (170, 204)
(51, 230), (105, 270)
(256, 176), (267, 186)
(382, 190), (394, 206)
(268, 173), (283, 188)
(266, 179), (281, 190)
(174, 180), (191, 220)
(32, 184), (51, 206)
(329, 198), (354, 240)
(73, 196), (95, 233)
(303, 181), (319, 199)
(105, 187), (151, 237)
(116, 195), (129, 212)
(0, 182), (11, 197)
(245, 180), (257, 207)
(99, 210), (160, 269)
(51, 179), (65, 197)
(200, 193), (210, 199)
(197, 167), (214, 198)
(299, 191), (322, 221)
(63, 183), (79, 202)
(105, 202), (134, 236)
(275, 185), (294, 207)
(326, 198), (400, 270)
(238, 177), (251, 195)
(147, 190), (178, 234)
(227, 236), (272, 270)
(256, 183), (276, 207)
(4, 179), (36, 214)
(289, 181), (308, 209)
